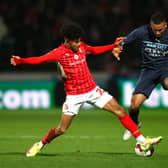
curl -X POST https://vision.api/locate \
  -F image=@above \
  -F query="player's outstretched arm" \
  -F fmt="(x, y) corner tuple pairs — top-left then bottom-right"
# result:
(86, 37), (125, 55)
(10, 53), (57, 66)
(10, 55), (49, 66)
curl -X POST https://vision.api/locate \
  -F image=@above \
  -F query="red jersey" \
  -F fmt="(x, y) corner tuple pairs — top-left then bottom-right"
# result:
(51, 42), (97, 95)
(15, 41), (117, 95)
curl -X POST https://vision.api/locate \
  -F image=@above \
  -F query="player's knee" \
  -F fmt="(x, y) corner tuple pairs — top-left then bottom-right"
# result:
(130, 99), (140, 111)
(130, 103), (139, 111)
(115, 106), (126, 118)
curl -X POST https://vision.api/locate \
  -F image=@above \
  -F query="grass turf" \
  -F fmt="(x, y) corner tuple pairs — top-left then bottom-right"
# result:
(0, 108), (167, 168)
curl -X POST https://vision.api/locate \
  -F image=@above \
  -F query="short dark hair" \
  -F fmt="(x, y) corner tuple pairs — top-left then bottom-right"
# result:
(61, 23), (83, 40)
(150, 11), (166, 24)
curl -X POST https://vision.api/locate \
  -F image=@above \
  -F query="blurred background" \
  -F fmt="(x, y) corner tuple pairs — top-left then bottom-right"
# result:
(0, 0), (168, 110)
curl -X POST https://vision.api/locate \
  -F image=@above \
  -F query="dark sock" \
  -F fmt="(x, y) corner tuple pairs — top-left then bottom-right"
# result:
(129, 109), (140, 125)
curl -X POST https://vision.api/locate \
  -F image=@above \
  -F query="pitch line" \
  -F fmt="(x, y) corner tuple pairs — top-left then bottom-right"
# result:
(0, 135), (118, 139)
(0, 135), (167, 140)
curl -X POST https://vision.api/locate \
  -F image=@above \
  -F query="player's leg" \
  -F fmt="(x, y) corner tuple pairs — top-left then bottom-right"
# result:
(123, 94), (146, 141)
(42, 114), (74, 144)
(103, 97), (145, 141)
(90, 87), (144, 141)
(123, 69), (157, 140)
(103, 97), (162, 150)
(129, 69), (156, 124)
(26, 114), (74, 157)
(26, 95), (82, 157)
(129, 94), (146, 124)
(91, 86), (162, 151)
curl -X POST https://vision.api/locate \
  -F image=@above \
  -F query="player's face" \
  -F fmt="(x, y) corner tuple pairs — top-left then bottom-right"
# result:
(150, 21), (167, 38)
(68, 38), (81, 52)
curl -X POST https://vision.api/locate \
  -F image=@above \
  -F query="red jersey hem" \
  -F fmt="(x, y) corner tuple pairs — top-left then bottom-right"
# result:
(66, 85), (96, 96)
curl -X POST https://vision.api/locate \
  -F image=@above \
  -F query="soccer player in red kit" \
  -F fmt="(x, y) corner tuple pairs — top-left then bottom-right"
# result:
(11, 23), (162, 157)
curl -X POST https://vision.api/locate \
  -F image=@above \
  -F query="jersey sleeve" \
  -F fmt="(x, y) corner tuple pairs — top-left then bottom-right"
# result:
(124, 27), (142, 45)
(18, 49), (61, 65)
(81, 42), (116, 55)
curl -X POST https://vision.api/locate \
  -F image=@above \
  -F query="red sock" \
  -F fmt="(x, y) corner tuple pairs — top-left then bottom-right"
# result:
(119, 114), (141, 138)
(42, 127), (57, 144)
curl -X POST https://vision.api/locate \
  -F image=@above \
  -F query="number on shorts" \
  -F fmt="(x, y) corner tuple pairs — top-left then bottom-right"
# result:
(96, 88), (104, 96)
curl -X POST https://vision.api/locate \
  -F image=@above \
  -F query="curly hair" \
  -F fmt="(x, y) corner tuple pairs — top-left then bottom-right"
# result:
(60, 23), (83, 40)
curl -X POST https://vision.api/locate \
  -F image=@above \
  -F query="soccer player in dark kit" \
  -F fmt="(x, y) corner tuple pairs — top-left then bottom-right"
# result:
(11, 23), (162, 157)
(113, 11), (168, 141)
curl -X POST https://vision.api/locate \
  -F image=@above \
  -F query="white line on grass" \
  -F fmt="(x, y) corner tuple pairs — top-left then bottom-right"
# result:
(0, 135), (118, 139)
(0, 135), (167, 140)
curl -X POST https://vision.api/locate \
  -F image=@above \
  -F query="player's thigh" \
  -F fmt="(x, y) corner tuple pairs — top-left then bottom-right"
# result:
(103, 97), (126, 117)
(133, 69), (157, 98)
(89, 87), (125, 117)
(89, 87), (112, 108)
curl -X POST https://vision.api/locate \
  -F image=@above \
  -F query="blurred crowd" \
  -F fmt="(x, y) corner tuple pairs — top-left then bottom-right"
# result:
(0, 0), (167, 77)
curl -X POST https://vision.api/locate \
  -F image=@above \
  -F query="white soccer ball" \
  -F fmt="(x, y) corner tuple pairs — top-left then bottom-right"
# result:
(135, 142), (154, 157)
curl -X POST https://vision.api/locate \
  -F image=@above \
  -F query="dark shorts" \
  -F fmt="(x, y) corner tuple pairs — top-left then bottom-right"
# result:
(133, 67), (168, 98)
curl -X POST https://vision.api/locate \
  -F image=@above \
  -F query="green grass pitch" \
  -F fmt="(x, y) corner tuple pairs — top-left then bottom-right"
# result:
(0, 108), (167, 168)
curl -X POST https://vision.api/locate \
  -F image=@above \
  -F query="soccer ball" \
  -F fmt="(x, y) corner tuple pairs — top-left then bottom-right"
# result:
(134, 143), (154, 157)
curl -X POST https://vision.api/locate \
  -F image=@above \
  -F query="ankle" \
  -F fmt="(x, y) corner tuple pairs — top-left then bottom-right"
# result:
(40, 140), (46, 147)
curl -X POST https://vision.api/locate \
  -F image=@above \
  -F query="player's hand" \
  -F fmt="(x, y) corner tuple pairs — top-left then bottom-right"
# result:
(10, 55), (21, 66)
(112, 37), (125, 61)
(114, 37), (125, 47)
(112, 47), (122, 61)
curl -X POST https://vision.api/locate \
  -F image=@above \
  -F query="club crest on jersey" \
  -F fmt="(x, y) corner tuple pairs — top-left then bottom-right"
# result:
(74, 54), (79, 60)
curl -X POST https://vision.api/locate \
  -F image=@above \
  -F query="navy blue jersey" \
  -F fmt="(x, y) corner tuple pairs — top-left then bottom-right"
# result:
(124, 24), (168, 69)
